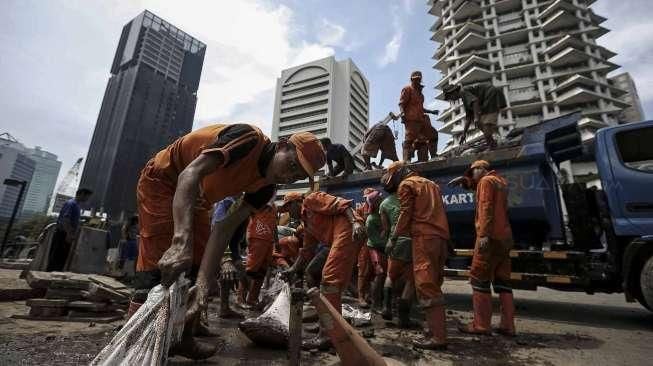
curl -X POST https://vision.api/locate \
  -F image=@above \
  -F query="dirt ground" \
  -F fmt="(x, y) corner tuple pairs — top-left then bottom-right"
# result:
(0, 270), (652, 365)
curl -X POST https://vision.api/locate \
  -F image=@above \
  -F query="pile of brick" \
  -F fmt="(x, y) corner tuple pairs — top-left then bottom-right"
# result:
(13, 271), (131, 323)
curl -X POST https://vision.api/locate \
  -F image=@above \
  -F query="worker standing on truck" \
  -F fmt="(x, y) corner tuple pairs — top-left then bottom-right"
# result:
(383, 161), (450, 350)
(283, 191), (367, 349)
(397, 71), (439, 162)
(132, 123), (325, 360)
(320, 138), (355, 178)
(361, 120), (399, 170)
(442, 83), (507, 149)
(449, 160), (516, 337)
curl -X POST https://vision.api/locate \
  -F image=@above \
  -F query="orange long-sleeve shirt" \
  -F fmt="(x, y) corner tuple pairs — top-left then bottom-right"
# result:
(394, 174), (450, 240)
(246, 204), (277, 242)
(399, 84), (425, 122)
(475, 171), (512, 240)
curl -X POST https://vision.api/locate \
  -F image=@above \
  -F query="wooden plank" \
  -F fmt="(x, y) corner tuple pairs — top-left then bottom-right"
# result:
(88, 274), (129, 291)
(12, 314), (123, 323)
(26, 298), (68, 307)
(45, 288), (85, 300)
(28, 306), (68, 318)
(67, 301), (114, 312)
(86, 283), (129, 302)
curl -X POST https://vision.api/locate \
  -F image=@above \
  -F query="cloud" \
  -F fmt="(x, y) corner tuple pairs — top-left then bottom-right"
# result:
(402, 0), (415, 14)
(377, 11), (403, 67)
(316, 18), (346, 47)
(593, 0), (653, 106)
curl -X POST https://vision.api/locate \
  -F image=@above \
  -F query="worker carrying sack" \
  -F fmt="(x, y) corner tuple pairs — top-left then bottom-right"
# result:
(91, 276), (189, 366)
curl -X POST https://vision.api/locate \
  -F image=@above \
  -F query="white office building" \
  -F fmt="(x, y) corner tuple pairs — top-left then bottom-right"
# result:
(428, 0), (630, 152)
(271, 56), (370, 170)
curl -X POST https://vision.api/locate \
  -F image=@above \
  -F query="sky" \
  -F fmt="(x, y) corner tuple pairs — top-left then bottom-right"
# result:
(1, 0), (652, 188)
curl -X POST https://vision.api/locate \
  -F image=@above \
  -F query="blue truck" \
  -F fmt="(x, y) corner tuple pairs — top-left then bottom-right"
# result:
(319, 112), (653, 311)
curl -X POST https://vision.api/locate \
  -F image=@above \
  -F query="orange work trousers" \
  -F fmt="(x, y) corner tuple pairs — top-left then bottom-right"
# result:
(322, 216), (363, 293)
(470, 237), (513, 293)
(412, 235), (448, 308)
(246, 238), (274, 277)
(388, 258), (414, 285)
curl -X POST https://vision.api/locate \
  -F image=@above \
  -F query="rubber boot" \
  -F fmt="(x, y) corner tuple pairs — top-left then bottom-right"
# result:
(246, 278), (264, 306)
(497, 292), (516, 336)
(357, 276), (370, 309)
(413, 305), (447, 350)
(458, 291), (492, 335)
(302, 291), (340, 350)
(397, 299), (420, 329)
(196, 309), (220, 337)
(428, 142), (438, 160)
(402, 147), (413, 163)
(381, 287), (393, 320)
(372, 275), (385, 311)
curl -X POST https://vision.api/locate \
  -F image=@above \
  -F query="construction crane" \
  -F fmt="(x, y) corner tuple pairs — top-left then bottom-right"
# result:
(49, 157), (83, 214)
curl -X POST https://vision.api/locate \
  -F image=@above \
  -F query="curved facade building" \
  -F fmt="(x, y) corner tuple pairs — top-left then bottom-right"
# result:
(428, 0), (630, 152)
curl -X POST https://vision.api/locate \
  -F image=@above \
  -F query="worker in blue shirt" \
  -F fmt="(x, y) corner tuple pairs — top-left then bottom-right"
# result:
(47, 188), (92, 271)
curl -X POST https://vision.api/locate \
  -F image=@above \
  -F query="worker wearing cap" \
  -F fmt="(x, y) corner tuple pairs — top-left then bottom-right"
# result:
(273, 192), (305, 269)
(384, 161), (450, 350)
(133, 124), (325, 359)
(364, 189), (388, 309)
(450, 160), (515, 336)
(378, 188), (414, 328)
(442, 83), (507, 149)
(397, 71), (439, 162)
(283, 191), (367, 349)
(361, 121), (399, 170)
(244, 200), (278, 307)
(356, 187), (376, 308)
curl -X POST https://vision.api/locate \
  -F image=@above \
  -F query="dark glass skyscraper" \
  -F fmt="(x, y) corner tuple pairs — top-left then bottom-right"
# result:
(81, 10), (205, 219)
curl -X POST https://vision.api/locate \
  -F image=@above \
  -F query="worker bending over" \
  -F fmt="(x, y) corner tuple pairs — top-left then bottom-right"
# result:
(133, 123), (325, 359)
(384, 161), (450, 350)
(284, 191), (367, 349)
(320, 138), (355, 178)
(361, 120), (398, 170)
(442, 83), (507, 149)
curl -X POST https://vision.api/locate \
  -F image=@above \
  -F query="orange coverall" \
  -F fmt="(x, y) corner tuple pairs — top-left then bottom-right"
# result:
(245, 204), (277, 277)
(136, 124), (270, 272)
(273, 225), (303, 268)
(399, 84), (425, 147)
(300, 192), (364, 310)
(470, 171), (514, 293)
(394, 174), (450, 308)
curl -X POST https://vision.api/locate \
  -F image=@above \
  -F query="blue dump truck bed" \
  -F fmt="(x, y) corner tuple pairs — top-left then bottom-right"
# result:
(320, 112), (584, 251)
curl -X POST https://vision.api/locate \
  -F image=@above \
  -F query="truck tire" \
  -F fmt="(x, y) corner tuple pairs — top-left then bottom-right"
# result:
(639, 255), (653, 311)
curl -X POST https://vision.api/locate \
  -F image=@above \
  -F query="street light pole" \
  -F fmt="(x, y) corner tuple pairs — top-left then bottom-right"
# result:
(1, 179), (27, 258)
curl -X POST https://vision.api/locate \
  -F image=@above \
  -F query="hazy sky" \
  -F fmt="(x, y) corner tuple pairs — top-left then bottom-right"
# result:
(1, 0), (651, 187)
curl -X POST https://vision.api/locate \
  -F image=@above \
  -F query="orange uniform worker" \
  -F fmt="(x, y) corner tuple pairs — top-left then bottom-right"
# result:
(133, 124), (325, 359)
(397, 71), (439, 162)
(356, 187), (377, 308)
(272, 226), (302, 269)
(245, 202), (277, 306)
(284, 191), (366, 349)
(451, 160), (515, 336)
(384, 161), (450, 350)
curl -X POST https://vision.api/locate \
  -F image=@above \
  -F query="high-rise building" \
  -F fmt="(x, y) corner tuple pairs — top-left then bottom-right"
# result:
(271, 56), (370, 170)
(0, 134), (35, 220)
(428, 0), (630, 151)
(80, 10), (206, 219)
(21, 147), (62, 216)
(609, 72), (645, 124)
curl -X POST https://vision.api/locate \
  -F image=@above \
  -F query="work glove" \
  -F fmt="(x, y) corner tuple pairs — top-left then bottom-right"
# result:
(477, 236), (490, 253)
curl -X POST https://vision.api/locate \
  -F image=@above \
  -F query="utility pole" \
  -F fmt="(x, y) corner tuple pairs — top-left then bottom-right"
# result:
(1, 179), (27, 258)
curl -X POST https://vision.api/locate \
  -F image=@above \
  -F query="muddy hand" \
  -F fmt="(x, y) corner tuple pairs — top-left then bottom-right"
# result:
(158, 243), (192, 287)
(185, 284), (209, 324)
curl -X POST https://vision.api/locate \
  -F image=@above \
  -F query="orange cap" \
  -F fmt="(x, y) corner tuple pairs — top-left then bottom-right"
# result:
(386, 161), (406, 176)
(465, 160), (490, 177)
(289, 132), (326, 178)
(283, 192), (304, 204)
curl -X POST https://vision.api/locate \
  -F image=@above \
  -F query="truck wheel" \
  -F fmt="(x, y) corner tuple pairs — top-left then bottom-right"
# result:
(639, 255), (653, 311)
